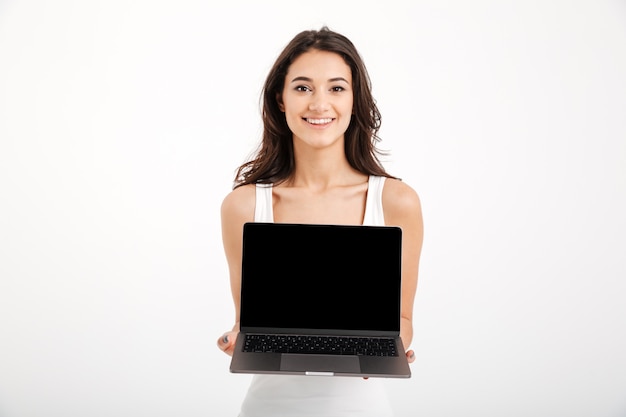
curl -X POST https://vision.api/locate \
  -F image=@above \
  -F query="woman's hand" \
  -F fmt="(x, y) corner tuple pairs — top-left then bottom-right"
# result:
(217, 331), (239, 356)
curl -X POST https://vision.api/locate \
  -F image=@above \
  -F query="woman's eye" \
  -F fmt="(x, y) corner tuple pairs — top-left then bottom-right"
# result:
(295, 86), (311, 92)
(331, 86), (345, 92)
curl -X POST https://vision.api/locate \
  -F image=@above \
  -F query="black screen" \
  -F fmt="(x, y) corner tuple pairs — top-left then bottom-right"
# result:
(240, 223), (402, 332)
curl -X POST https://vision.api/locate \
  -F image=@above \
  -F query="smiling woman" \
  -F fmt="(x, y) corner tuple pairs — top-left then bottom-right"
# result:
(216, 26), (424, 417)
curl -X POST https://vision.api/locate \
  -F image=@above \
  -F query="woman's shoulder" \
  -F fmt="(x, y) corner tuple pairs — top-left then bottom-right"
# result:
(221, 183), (256, 223)
(382, 178), (422, 223)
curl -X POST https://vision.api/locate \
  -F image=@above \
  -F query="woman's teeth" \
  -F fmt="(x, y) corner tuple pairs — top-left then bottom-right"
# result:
(306, 118), (333, 125)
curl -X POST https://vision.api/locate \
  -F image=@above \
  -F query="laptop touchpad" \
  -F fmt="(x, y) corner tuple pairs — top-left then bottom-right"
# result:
(280, 354), (360, 373)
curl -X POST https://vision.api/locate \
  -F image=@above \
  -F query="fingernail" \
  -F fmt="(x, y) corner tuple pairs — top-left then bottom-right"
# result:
(410, 352), (415, 359)
(222, 335), (229, 344)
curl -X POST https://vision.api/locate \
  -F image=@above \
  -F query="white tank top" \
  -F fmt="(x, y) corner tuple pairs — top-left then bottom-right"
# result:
(254, 175), (386, 225)
(239, 175), (394, 417)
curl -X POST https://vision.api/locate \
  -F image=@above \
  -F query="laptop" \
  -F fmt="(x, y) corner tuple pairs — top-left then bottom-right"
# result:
(229, 222), (411, 378)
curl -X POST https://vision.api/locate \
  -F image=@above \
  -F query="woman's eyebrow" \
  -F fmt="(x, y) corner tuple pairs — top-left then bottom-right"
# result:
(290, 76), (312, 83)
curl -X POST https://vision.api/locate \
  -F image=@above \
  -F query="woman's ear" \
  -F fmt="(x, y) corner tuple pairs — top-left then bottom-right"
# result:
(276, 93), (285, 112)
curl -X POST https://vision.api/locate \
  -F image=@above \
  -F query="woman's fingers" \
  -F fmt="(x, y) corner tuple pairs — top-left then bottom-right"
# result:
(217, 331), (238, 356)
(406, 349), (415, 364)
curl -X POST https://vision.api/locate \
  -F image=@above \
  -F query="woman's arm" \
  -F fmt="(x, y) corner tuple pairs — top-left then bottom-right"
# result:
(216, 185), (256, 356)
(382, 178), (424, 362)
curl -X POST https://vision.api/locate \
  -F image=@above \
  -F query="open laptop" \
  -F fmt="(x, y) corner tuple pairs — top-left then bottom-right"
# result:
(229, 222), (411, 378)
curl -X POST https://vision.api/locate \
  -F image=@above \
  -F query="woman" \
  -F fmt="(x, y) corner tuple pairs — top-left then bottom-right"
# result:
(217, 26), (423, 416)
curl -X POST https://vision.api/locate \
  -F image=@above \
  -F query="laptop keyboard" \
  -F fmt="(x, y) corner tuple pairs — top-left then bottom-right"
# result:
(243, 334), (398, 356)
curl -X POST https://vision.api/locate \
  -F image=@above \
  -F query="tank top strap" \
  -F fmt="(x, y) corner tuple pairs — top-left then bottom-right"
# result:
(254, 183), (274, 222)
(363, 175), (386, 226)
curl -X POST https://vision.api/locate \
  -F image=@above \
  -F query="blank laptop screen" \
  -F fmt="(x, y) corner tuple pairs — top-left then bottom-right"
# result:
(240, 223), (402, 333)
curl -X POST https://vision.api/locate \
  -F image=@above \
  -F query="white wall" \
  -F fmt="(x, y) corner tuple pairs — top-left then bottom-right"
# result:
(1, 1), (625, 416)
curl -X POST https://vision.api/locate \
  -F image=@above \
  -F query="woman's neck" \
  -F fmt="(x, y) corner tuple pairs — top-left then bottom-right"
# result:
(289, 144), (363, 191)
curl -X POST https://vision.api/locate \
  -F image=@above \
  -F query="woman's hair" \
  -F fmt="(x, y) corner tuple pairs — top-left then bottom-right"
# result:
(233, 26), (395, 188)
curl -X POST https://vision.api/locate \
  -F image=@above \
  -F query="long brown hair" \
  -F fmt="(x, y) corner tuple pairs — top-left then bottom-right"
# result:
(233, 26), (395, 188)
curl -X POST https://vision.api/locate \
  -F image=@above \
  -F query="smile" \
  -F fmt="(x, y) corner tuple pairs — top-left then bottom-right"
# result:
(305, 118), (334, 125)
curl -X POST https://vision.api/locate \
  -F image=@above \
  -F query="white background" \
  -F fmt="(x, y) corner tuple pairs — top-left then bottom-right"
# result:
(1, 1), (625, 416)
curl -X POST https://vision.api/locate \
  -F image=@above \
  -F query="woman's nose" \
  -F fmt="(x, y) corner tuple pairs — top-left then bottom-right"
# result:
(308, 94), (330, 112)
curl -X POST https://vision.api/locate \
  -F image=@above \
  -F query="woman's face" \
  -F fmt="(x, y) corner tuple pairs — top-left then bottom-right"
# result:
(278, 49), (353, 152)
